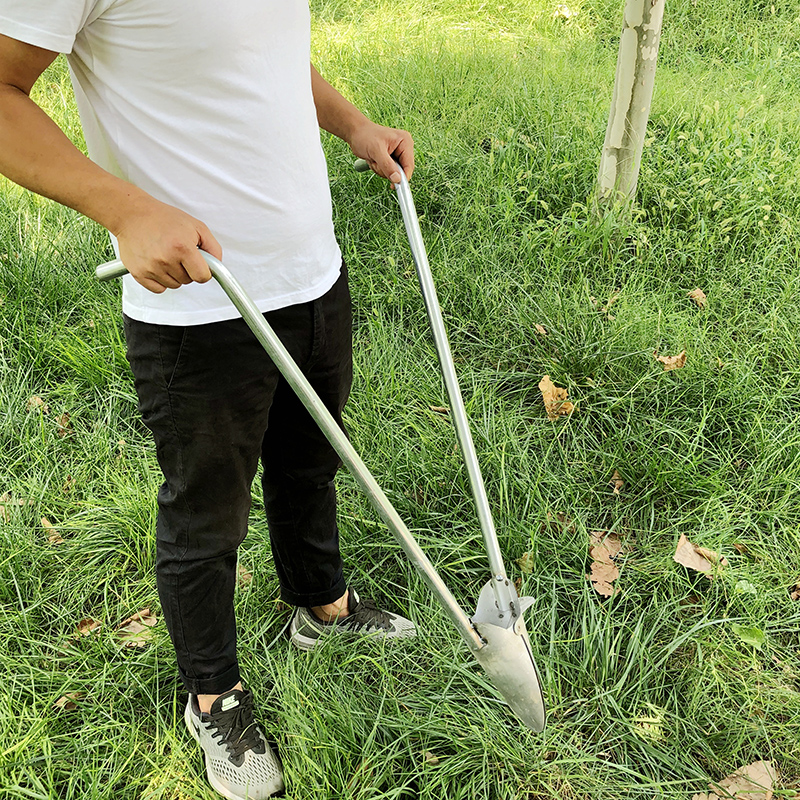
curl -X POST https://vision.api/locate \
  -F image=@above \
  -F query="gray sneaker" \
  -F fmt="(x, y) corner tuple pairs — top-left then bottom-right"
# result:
(184, 688), (284, 799)
(288, 588), (417, 651)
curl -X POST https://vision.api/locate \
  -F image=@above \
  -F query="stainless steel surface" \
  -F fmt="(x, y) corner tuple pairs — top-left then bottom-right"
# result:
(472, 580), (546, 732)
(96, 254), (484, 653)
(391, 170), (516, 614)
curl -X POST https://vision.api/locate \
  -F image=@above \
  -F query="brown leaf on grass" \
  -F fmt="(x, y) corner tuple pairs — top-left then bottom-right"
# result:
(56, 413), (74, 438)
(41, 517), (64, 545)
(692, 760), (777, 800)
(538, 375), (575, 421)
(688, 287), (708, 308)
(74, 618), (102, 637)
(428, 406), (449, 415)
(673, 534), (727, 579)
(237, 564), (253, 588)
(694, 545), (729, 568)
(590, 530), (622, 559)
(789, 580), (800, 601)
(116, 439), (126, 460)
(587, 531), (622, 597)
(62, 475), (76, 493)
(516, 551), (535, 574)
(610, 470), (624, 495)
(54, 692), (85, 712)
(733, 542), (749, 555)
(27, 395), (50, 414)
(115, 608), (158, 648)
(534, 324), (548, 336)
(654, 350), (687, 371)
(422, 750), (441, 766)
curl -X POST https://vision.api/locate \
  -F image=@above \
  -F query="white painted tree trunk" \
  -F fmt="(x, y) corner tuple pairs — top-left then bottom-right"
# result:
(596, 0), (665, 212)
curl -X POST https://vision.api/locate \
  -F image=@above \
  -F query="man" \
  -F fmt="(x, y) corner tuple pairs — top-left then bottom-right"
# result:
(0, 2), (416, 797)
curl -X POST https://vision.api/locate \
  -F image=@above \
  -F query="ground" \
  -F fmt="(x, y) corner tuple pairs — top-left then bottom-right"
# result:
(1, 0), (799, 797)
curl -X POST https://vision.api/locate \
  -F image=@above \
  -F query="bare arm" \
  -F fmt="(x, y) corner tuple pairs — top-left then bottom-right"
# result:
(0, 33), (217, 293)
(310, 64), (414, 182)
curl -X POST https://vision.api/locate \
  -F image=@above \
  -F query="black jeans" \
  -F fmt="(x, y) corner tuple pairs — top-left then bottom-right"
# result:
(124, 264), (352, 695)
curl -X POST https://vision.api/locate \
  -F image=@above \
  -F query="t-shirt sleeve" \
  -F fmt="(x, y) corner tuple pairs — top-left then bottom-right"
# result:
(0, 1), (97, 54)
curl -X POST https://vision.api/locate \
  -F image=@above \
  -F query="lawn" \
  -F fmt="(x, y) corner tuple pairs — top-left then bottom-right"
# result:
(1, 0), (800, 797)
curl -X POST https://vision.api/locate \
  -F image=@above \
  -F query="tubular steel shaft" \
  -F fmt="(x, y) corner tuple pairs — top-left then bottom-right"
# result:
(390, 171), (514, 613)
(96, 256), (484, 653)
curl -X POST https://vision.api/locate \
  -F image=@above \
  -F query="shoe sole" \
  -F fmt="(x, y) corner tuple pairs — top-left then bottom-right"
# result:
(184, 703), (280, 800)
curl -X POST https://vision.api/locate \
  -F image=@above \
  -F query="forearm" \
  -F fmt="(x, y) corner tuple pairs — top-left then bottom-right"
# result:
(309, 64), (369, 142)
(0, 84), (149, 235)
(309, 63), (414, 182)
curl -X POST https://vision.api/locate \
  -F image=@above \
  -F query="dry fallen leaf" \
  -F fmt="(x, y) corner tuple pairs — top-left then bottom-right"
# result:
(789, 580), (800, 601)
(610, 470), (624, 495)
(74, 618), (102, 637)
(54, 692), (85, 712)
(428, 406), (449, 415)
(587, 531), (622, 597)
(41, 517), (64, 545)
(692, 760), (776, 800)
(590, 530), (622, 559)
(688, 287), (708, 308)
(733, 542), (749, 555)
(673, 534), (727, 579)
(516, 551), (535, 574)
(534, 324), (548, 336)
(538, 375), (575, 421)
(654, 350), (687, 371)
(115, 608), (158, 648)
(237, 564), (253, 588)
(422, 750), (440, 766)
(56, 412), (74, 438)
(62, 475), (76, 493)
(694, 545), (729, 568)
(27, 395), (50, 414)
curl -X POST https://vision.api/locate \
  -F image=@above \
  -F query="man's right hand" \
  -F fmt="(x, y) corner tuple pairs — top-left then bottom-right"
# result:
(114, 196), (221, 294)
(0, 33), (220, 295)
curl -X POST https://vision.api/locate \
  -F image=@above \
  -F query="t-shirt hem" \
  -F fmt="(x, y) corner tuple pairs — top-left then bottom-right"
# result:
(121, 258), (343, 326)
(0, 16), (75, 53)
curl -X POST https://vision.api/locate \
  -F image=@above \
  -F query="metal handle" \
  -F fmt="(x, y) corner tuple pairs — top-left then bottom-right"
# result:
(356, 161), (516, 614)
(97, 253), (484, 652)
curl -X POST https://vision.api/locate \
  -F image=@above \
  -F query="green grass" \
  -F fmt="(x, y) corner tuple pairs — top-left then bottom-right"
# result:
(2, 0), (800, 797)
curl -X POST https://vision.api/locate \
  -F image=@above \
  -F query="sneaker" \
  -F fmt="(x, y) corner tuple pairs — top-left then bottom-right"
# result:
(184, 688), (285, 800)
(288, 588), (417, 651)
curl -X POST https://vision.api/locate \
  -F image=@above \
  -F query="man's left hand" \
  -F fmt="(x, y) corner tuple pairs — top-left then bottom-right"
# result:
(347, 121), (414, 184)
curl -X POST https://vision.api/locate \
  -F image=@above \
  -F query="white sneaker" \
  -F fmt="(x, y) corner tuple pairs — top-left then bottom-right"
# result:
(184, 688), (285, 799)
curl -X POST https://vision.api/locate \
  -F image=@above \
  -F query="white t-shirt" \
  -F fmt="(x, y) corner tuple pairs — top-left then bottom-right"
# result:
(0, 0), (342, 325)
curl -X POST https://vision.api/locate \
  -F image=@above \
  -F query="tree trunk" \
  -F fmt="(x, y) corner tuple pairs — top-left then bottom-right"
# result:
(596, 0), (665, 213)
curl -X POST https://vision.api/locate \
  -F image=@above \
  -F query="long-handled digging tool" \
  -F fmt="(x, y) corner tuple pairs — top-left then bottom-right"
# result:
(95, 165), (546, 732)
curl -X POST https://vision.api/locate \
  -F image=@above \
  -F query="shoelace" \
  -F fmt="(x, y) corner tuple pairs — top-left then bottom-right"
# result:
(205, 693), (266, 764)
(346, 596), (392, 631)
